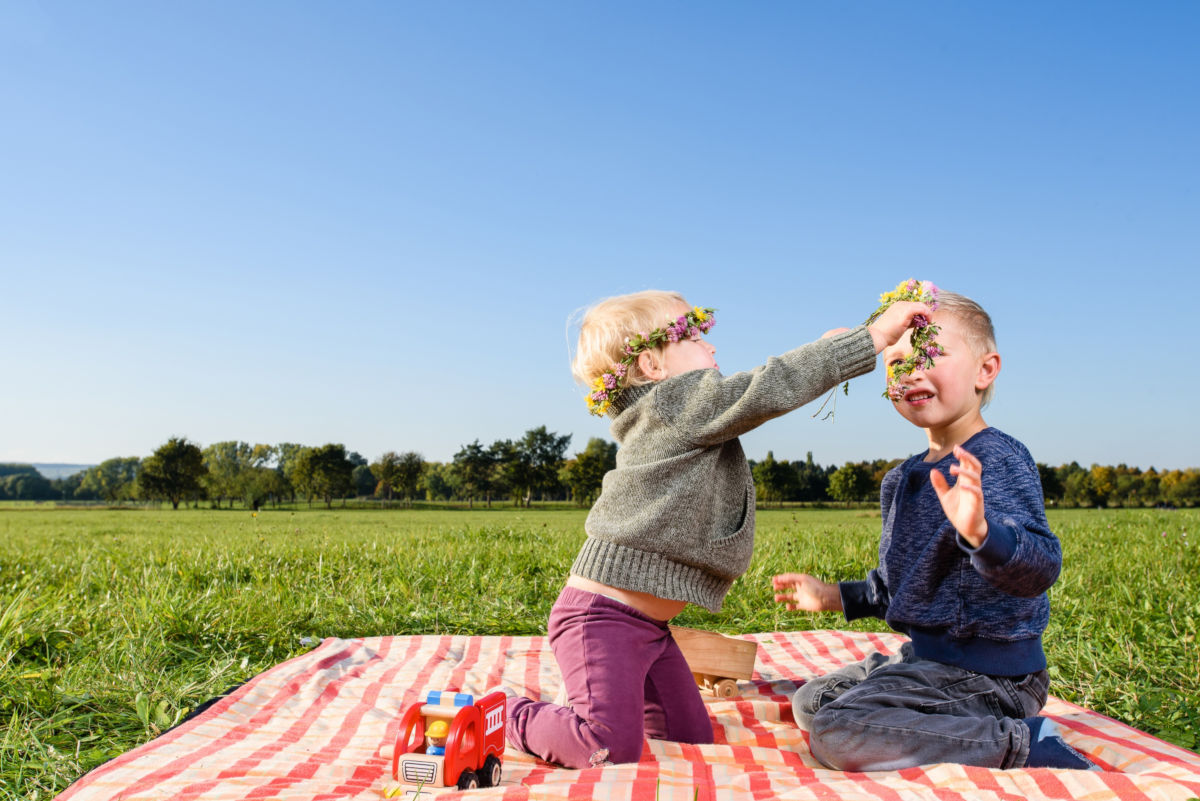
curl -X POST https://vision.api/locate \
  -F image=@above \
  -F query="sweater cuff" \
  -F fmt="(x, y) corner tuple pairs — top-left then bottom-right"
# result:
(829, 326), (878, 383)
(957, 512), (1018, 568)
(839, 580), (879, 621)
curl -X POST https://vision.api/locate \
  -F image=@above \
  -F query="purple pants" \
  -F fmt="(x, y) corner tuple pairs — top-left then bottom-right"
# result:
(505, 586), (713, 768)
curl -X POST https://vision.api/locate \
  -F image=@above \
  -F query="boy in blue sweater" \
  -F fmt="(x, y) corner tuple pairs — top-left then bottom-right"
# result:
(773, 291), (1098, 772)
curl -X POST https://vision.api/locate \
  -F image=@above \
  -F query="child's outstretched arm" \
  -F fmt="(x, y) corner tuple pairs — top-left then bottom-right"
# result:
(656, 301), (933, 445)
(772, 573), (843, 612)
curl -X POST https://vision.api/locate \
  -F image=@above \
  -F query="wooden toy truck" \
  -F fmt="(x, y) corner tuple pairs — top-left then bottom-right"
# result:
(669, 625), (757, 698)
(383, 690), (505, 797)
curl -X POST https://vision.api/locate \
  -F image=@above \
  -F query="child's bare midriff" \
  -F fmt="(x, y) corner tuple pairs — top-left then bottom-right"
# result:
(566, 575), (687, 622)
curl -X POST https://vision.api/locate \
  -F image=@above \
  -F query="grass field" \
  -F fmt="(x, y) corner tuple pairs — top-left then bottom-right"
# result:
(1, 505), (1197, 799)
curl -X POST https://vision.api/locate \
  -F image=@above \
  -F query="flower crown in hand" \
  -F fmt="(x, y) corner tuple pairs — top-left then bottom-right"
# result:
(869, 279), (943, 401)
(586, 306), (716, 416)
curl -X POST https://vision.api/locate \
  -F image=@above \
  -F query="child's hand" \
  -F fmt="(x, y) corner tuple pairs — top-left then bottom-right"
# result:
(772, 573), (843, 612)
(930, 445), (989, 547)
(867, 300), (933, 353)
(821, 327), (850, 339)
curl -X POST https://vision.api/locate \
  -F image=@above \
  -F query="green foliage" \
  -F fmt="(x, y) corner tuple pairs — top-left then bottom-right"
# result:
(560, 438), (617, 507)
(1, 507), (1197, 798)
(827, 462), (874, 505)
(292, 444), (355, 509)
(140, 438), (206, 510)
(77, 457), (141, 504)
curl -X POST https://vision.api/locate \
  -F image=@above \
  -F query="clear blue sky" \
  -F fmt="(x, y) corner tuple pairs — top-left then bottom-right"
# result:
(3, 1), (1197, 470)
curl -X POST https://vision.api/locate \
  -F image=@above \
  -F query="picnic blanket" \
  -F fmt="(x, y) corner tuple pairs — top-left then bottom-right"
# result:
(61, 631), (1200, 801)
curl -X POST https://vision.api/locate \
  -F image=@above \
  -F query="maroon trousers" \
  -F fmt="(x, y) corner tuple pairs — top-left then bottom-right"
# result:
(505, 586), (714, 768)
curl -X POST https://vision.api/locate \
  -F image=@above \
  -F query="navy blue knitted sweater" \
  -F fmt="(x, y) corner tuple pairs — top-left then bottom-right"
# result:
(839, 427), (1061, 676)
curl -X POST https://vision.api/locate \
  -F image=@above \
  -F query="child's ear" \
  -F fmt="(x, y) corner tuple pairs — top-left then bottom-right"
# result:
(976, 352), (1001, 392)
(637, 350), (666, 381)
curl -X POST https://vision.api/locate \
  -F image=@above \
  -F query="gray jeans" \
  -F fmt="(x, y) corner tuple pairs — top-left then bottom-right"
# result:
(793, 643), (1049, 771)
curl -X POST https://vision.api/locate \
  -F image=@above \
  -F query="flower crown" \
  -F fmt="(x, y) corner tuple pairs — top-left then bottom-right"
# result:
(868, 279), (943, 401)
(585, 306), (716, 416)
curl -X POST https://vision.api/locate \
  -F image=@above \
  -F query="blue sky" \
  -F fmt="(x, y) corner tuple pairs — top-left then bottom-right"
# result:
(3, 1), (1197, 470)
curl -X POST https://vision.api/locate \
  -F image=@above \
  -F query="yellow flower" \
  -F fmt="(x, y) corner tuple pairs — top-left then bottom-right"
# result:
(693, 307), (708, 322)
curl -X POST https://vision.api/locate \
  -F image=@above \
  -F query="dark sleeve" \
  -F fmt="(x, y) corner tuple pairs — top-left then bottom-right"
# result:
(840, 571), (891, 620)
(955, 450), (1061, 597)
(654, 327), (877, 446)
(840, 464), (902, 620)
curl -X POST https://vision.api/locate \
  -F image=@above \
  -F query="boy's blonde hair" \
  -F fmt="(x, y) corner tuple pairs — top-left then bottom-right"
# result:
(572, 290), (688, 388)
(935, 291), (998, 407)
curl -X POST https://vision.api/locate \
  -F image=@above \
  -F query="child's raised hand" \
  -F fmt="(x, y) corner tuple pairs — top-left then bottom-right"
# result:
(867, 300), (933, 353)
(929, 445), (989, 547)
(772, 573), (843, 612)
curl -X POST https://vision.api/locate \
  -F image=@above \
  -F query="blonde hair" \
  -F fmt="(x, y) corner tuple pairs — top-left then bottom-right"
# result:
(935, 291), (998, 407)
(572, 290), (688, 388)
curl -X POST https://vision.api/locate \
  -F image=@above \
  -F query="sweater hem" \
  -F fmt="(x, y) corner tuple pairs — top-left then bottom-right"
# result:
(570, 537), (733, 614)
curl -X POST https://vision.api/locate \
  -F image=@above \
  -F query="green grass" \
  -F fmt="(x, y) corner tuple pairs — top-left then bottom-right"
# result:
(1, 506), (1197, 799)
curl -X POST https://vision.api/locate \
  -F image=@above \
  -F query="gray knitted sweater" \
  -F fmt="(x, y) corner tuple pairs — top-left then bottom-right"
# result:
(572, 326), (878, 613)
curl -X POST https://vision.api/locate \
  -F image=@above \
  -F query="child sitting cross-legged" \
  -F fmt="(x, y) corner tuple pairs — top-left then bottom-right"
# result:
(773, 290), (1098, 772)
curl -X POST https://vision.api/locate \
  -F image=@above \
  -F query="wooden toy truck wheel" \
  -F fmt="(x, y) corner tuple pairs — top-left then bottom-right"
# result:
(481, 755), (502, 787)
(456, 769), (480, 790)
(712, 678), (738, 698)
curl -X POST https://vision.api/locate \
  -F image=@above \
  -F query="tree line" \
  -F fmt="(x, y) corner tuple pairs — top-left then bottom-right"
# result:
(0, 427), (617, 510)
(2, 438), (1197, 509)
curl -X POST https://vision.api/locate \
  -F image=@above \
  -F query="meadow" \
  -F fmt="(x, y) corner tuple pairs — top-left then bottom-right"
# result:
(1, 505), (1197, 799)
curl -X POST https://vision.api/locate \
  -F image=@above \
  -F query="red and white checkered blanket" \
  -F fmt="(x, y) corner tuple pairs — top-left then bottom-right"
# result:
(61, 631), (1200, 801)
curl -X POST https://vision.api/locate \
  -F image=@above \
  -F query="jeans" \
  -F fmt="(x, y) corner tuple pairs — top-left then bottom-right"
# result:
(505, 586), (713, 768)
(793, 642), (1049, 770)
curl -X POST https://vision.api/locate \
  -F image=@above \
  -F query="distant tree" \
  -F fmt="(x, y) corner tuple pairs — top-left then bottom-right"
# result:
(140, 437), (207, 510)
(352, 464), (376, 497)
(78, 457), (141, 504)
(1037, 463), (1064, 504)
(395, 452), (424, 507)
(517, 426), (571, 506)
(753, 451), (795, 507)
(242, 466), (288, 510)
(1, 472), (54, 501)
(274, 442), (308, 503)
(52, 471), (86, 501)
(202, 441), (253, 508)
(419, 462), (454, 501)
(1060, 463), (1098, 507)
(794, 452), (830, 502)
(452, 440), (496, 508)
(371, 452), (402, 505)
(561, 438), (617, 506)
(0, 463), (39, 478)
(293, 444), (355, 508)
(828, 462), (873, 506)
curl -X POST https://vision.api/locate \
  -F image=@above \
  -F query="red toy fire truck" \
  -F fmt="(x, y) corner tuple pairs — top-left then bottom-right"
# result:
(385, 690), (506, 796)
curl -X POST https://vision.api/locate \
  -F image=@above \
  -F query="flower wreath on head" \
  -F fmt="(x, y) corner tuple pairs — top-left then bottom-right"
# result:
(868, 279), (942, 401)
(586, 306), (716, 416)
(816, 278), (943, 420)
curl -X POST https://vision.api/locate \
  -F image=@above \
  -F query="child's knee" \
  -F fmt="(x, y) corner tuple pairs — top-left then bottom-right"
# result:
(808, 707), (862, 771)
(791, 682), (825, 730)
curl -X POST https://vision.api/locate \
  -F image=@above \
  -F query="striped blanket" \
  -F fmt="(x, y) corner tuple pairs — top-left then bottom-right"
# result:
(61, 631), (1200, 801)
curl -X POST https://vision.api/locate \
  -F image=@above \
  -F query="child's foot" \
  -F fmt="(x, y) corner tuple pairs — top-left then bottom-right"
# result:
(1023, 716), (1101, 770)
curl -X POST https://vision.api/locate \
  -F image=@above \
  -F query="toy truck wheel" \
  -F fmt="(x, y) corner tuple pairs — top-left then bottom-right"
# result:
(481, 755), (501, 787)
(712, 678), (738, 698)
(456, 769), (480, 790)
